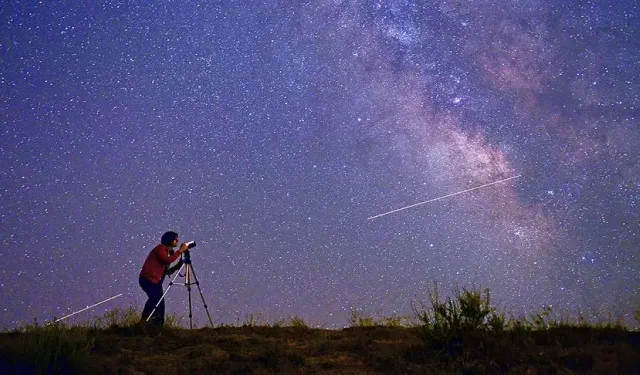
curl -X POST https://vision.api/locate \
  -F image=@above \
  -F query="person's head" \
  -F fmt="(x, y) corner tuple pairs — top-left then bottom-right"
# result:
(161, 231), (179, 247)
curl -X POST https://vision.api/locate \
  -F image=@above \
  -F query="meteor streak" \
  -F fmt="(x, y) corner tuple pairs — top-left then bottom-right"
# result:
(50, 293), (123, 324)
(367, 175), (522, 220)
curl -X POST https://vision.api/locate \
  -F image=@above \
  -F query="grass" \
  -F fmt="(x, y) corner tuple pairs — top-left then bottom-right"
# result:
(1, 286), (639, 374)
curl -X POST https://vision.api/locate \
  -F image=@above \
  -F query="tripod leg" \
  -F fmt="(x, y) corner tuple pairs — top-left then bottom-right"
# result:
(146, 263), (185, 323)
(186, 264), (193, 329)
(186, 264), (215, 328)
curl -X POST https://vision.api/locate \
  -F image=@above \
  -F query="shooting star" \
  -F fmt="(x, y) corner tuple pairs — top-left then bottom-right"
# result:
(367, 174), (522, 221)
(50, 293), (123, 324)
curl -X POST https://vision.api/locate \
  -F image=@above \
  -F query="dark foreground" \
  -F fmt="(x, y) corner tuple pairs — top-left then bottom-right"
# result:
(1, 325), (639, 374)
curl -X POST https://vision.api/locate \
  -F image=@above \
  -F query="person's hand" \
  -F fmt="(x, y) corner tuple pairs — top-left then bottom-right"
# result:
(178, 243), (189, 253)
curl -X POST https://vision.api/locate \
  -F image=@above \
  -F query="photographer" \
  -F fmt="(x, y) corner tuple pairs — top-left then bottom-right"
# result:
(138, 231), (191, 327)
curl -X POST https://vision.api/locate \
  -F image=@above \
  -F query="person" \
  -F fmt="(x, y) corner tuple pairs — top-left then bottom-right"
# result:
(139, 231), (190, 327)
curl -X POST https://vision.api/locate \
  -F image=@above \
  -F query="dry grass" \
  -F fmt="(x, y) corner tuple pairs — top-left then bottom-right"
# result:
(1, 287), (639, 374)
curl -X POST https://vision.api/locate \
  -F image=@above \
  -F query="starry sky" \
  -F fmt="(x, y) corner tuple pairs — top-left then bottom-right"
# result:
(1, 1), (639, 329)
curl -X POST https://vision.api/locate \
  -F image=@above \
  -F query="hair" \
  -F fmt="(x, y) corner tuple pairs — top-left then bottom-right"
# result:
(161, 231), (179, 246)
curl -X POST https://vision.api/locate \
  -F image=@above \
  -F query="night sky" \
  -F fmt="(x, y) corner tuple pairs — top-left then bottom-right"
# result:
(1, 1), (639, 329)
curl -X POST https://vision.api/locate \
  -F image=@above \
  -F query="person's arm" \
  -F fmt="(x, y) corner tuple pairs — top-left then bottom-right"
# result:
(155, 244), (188, 265)
(166, 259), (184, 276)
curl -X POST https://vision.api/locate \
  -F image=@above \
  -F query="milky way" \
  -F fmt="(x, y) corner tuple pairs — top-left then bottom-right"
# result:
(1, 1), (638, 328)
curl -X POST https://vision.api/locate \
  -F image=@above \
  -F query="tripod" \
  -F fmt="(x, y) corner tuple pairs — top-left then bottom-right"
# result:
(146, 250), (214, 328)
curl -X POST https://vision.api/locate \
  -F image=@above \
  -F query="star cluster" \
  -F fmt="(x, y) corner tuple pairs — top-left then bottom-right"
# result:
(1, 1), (638, 328)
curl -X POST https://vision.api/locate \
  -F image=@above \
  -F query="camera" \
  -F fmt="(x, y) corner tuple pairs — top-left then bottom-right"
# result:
(185, 241), (197, 249)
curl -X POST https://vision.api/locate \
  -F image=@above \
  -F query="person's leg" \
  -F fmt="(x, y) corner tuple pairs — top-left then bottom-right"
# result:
(146, 281), (165, 327)
(139, 276), (162, 324)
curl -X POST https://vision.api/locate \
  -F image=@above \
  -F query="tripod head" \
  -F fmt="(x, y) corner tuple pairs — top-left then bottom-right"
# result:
(182, 249), (192, 264)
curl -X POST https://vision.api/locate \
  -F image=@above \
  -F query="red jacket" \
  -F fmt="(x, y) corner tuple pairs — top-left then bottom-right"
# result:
(140, 244), (182, 284)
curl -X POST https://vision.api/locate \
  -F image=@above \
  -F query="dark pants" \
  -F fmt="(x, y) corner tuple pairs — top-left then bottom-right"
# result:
(139, 275), (165, 327)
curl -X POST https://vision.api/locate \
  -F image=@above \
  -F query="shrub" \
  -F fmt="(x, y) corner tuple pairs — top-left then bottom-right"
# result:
(241, 313), (268, 327)
(348, 310), (375, 327)
(413, 284), (506, 333)
(347, 309), (413, 328)
(93, 307), (140, 328)
(91, 306), (184, 329)
(412, 284), (506, 353)
(289, 316), (309, 329)
(528, 306), (555, 330)
(164, 313), (184, 328)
